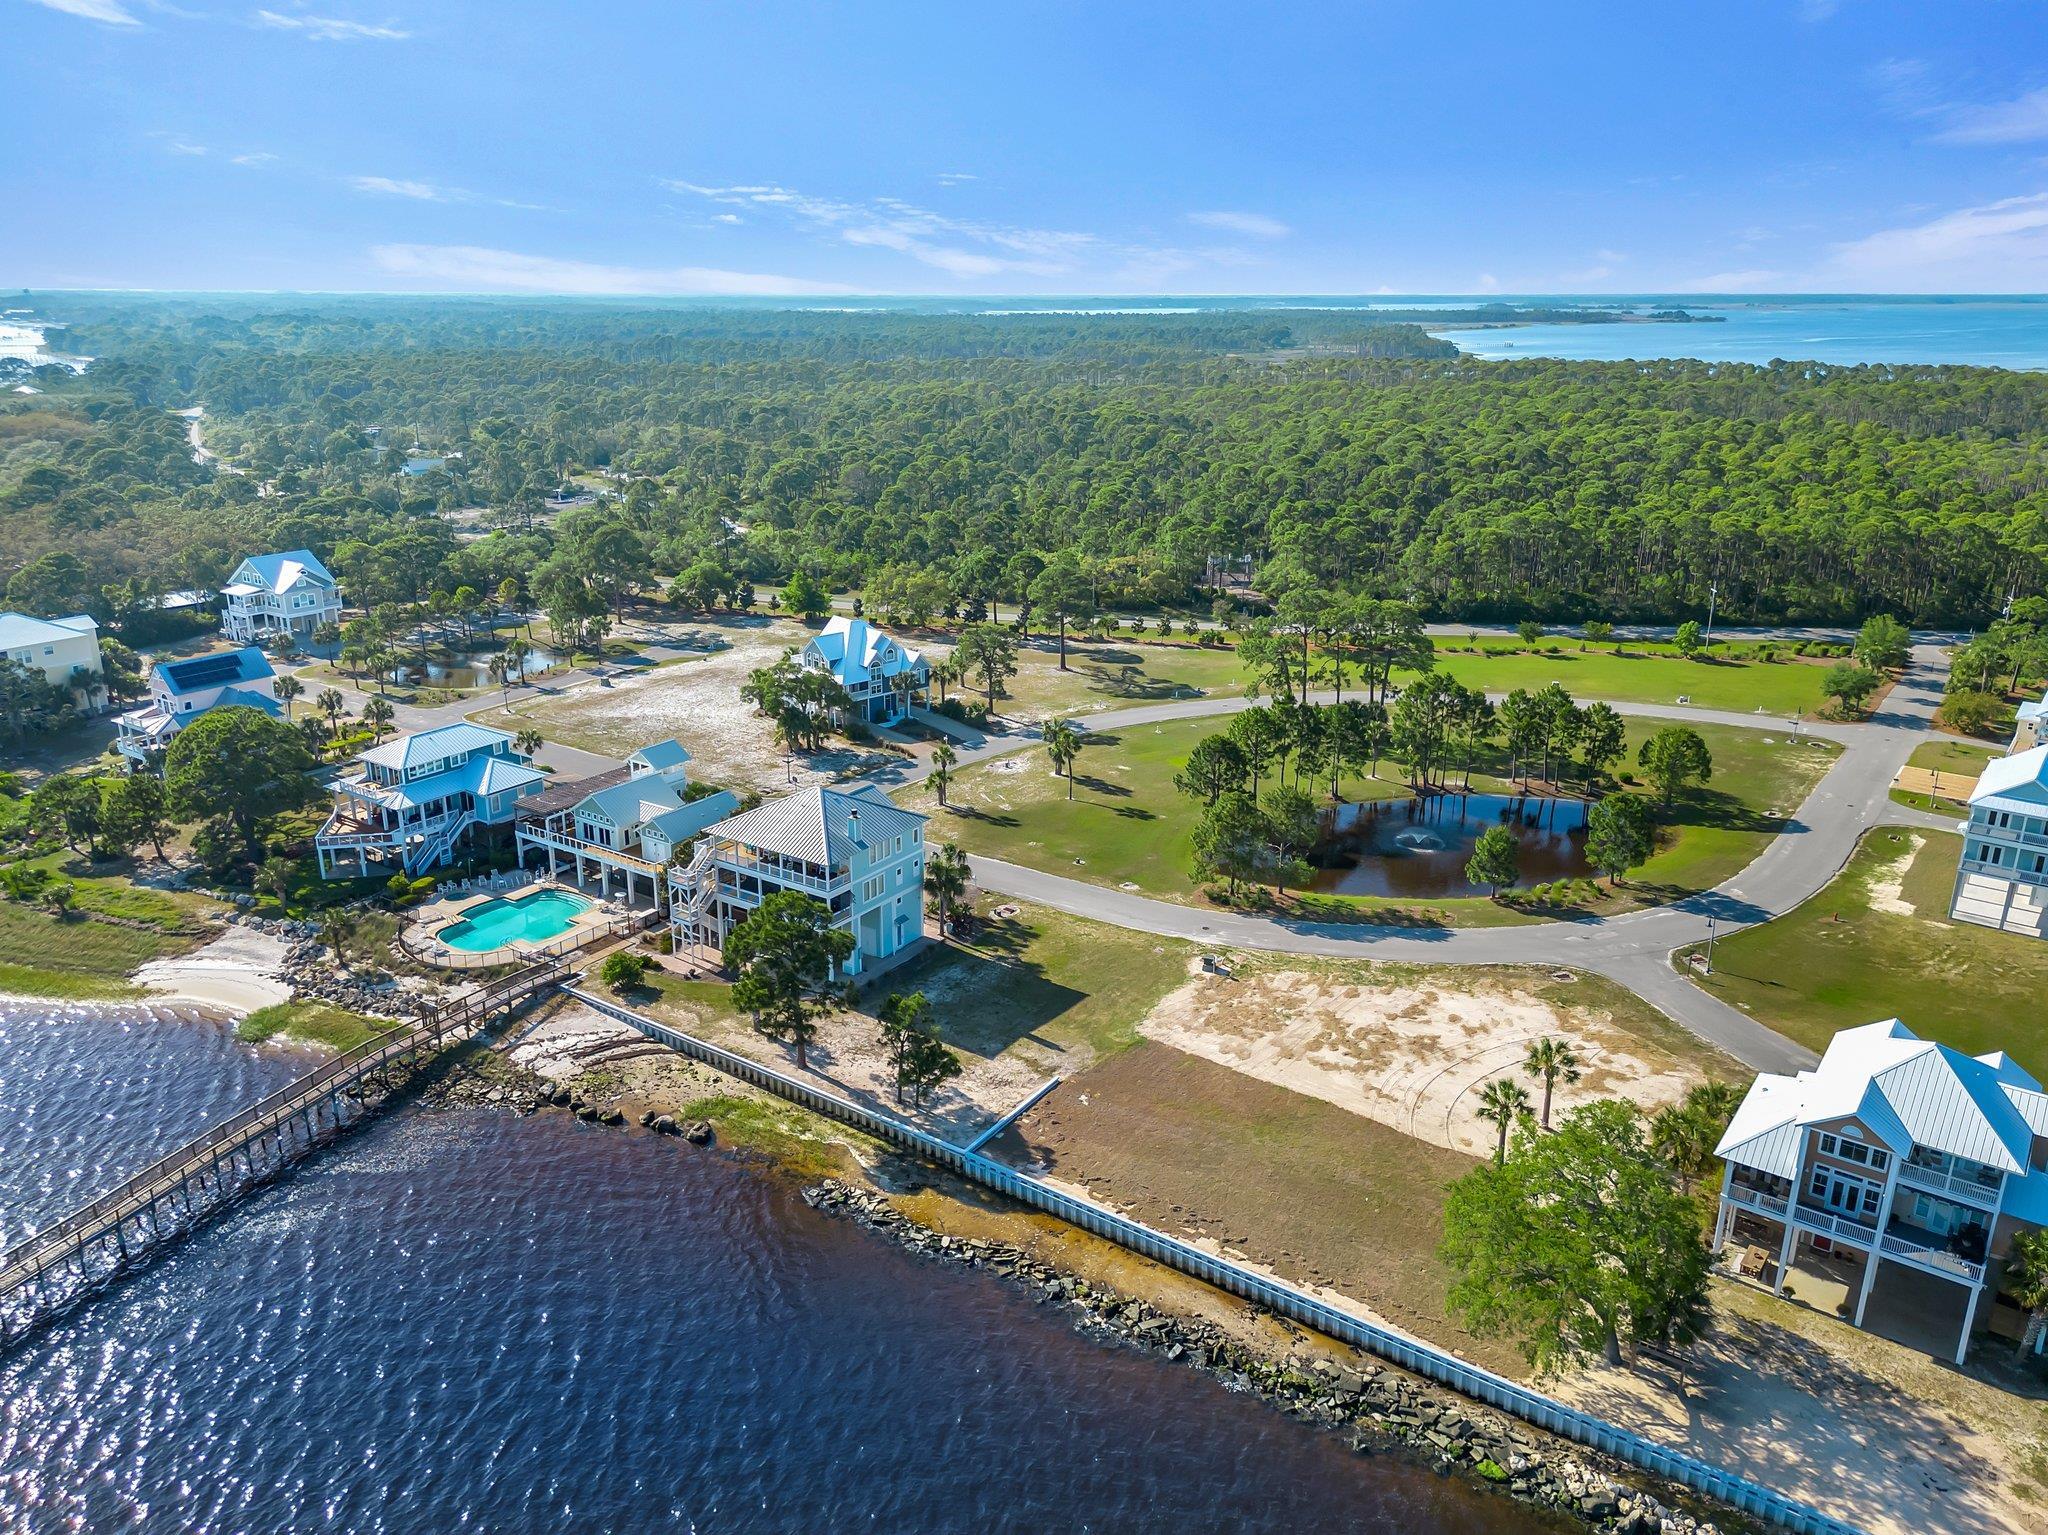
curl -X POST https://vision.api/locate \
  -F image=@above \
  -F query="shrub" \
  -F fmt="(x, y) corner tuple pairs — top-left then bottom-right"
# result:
(599, 950), (648, 993)
(1939, 689), (2006, 738)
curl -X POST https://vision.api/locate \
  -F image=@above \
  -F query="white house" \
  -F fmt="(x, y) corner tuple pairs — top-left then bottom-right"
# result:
(515, 738), (739, 906)
(1715, 1020), (2048, 1364)
(0, 611), (104, 708)
(316, 722), (545, 879)
(114, 646), (279, 766)
(1949, 745), (2048, 938)
(220, 549), (343, 644)
(2012, 689), (2048, 754)
(670, 782), (927, 975)
(799, 616), (929, 725)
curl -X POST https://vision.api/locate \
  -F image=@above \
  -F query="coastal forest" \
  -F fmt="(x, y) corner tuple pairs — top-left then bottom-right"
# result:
(6, 296), (2048, 629)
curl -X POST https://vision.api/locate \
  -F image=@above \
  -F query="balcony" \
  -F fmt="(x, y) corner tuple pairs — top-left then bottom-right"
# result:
(1879, 1229), (1986, 1286)
(1897, 1159), (2003, 1208)
(1724, 1181), (1790, 1220)
(716, 849), (847, 897)
(1791, 1199), (1878, 1247)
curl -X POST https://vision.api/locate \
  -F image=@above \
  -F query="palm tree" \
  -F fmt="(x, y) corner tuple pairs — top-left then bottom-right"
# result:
(487, 652), (514, 708)
(316, 687), (348, 740)
(924, 842), (970, 934)
(506, 637), (532, 688)
(361, 696), (395, 743)
(1477, 1078), (1532, 1165)
(930, 743), (957, 807)
(318, 908), (358, 970)
(514, 727), (545, 759)
(1523, 1036), (1583, 1131)
(1043, 717), (1083, 800)
(2006, 1228), (2048, 1361)
(274, 673), (304, 718)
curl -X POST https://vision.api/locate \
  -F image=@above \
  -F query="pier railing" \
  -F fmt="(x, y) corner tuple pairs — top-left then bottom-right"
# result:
(0, 958), (566, 1343)
(567, 985), (1865, 1535)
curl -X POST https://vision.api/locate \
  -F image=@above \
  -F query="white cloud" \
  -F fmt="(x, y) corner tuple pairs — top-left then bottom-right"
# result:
(231, 151), (279, 167)
(1474, 272), (1501, 293)
(935, 172), (975, 186)
(1932, 86), (2048, 146)
(254, 9), (409, 41)
(1827, 192), (2048, 286)
(350, 175), (443, 200)
(1670, 269), (1784, 292)
(711, 212), (742, 225)
(369, 243), (856, 296)
(23, 0), (141, 24)
(1186, 210), (1290, 239)
(165, 140), (209, 156)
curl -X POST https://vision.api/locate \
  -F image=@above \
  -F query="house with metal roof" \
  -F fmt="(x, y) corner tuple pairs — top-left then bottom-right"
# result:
(670, 782), (928, 974)
(0, 610), (104, 708)
(1948, 744), (2048, 938)
(798, 616), (930, 725)
(315, 722), (544, 878)
(114, 646), (279, 766)
(220, 549), (343, 644)
(2011, 688), (2048, 754)
(1714, 1019), (2048, 1363)
(514, 739), (739, 907)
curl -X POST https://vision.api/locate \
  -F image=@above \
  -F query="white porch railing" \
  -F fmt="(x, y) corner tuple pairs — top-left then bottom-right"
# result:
(1896, 1159), (2004, 1208)
(517, 822), (661, 875)
(717, 851), (845, 897)
(1792, 1201), (1877, 1247)
(1724, 1183), (1790, 1220)
(1879, 1231), (1985, 1286)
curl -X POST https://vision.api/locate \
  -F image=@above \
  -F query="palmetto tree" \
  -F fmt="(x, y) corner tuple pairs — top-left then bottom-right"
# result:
(924, 841), (970, 934)
(514, 727), (544, 759)
(2006, 1228), (2048, 1361)
(1477, 1078), (1532, 1165)
(487, 652), (514, 708)
(274, 673), (303, 718)
(930, 743), (957, 807)
(361, 697), (395, 743)
(316, 687), (348, 740)
(1523, 1036), (1583, 1130)
(1043, 717), (1083, 799)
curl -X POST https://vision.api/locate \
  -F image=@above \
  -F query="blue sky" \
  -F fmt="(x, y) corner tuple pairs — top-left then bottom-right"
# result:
(8, 0), (2048, 295)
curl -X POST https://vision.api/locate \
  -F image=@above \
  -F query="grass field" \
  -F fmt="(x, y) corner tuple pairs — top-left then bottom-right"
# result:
(1890, 737), (1999, 812)
(902, 714), (1837, 926)
(237, 1000), (392, 1051)
(1413, 641), (1834, 716)
(924, 635), (1251, 722)
(1681, 829), (2048, 1073)
(0, 901), (197, 997)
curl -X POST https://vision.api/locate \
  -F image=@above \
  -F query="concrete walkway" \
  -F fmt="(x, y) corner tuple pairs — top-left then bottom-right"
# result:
(889, 644), (1955, 1074)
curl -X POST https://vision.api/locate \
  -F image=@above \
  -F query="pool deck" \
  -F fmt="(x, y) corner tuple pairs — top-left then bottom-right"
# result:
(408, 877), (629, 966)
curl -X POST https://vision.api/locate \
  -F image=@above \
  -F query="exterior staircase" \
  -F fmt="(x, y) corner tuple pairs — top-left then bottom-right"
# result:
(668, 839), (719, 948)
(405, 811), (476, 876)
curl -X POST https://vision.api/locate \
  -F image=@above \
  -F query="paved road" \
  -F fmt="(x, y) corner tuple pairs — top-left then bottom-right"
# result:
(892, 644), (1954, 1074)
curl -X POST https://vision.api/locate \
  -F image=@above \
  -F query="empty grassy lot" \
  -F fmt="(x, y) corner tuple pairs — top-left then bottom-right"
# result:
(1681, 829), (2048, 1074)
(1889, 736), (1999, 812)
(0, 901), (193, 998)
(901, 714), (1837, 926)
(1412, 641), (1834, 716)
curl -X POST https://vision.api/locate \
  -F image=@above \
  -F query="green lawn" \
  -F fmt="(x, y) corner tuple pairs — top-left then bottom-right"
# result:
(1681, 830), (2048, 1074)
(1890, 737), (1999, 813)
(237, 1000), (392, 1051)
(15, 850), (218, 930)
(1412, 641), (1833, 716)
(902, 714), (1837, 926)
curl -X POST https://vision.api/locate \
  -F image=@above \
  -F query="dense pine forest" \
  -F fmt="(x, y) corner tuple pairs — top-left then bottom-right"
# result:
(6, 296), (2048, 628)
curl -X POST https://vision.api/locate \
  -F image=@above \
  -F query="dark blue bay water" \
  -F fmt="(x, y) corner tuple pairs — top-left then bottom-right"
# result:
(0, 1000), (1560, 1534)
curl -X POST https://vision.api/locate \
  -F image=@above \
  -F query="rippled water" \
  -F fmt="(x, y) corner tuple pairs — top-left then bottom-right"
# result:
(1317, 793), (1590, 898)
(0, 1001), (1561, 1534)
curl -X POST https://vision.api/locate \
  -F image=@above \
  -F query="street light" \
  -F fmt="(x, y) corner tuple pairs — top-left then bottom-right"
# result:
(1704, 915), (1717, 975)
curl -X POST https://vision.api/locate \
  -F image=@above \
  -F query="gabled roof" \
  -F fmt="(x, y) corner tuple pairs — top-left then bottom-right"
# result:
(0, 611), (98, 649)
(628, 738), (690, 774)
(1970, 745), (2048, 812)
(372, 751), (544, 808)
(360, 721), (515, 772)
(642, 791), (741, 847)
(576, 772), (688, 829)
(801, 617), (926, 687)
(1718, 1019), (2037, 1178)
(211, 685), (283, 717)
(707, 782), (926, 867)
(156, 646), (274, 696)
(229, 549), (335, 596)
(2016, 690), (2048, 725)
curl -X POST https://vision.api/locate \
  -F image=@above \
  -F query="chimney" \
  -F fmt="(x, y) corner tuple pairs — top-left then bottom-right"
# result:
(847, 807), (862, 843)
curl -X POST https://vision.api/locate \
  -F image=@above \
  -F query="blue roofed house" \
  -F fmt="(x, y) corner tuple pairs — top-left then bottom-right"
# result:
(115, 646), (279, 767)
(798, 616), (930, 725)
(669, 782), (928, 975)
(1715, 1020), (2048, 1364)
(514, 738), (740, 908)
(1948, 744), (2048, 938)
(220, 549), (343, 644)
(316, 722), (544, 879)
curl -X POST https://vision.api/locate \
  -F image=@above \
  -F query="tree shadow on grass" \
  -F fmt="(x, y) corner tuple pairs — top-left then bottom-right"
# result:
(871, 923), (1091, 1060)
(943, 805), (1020, 829)
(1072, 772), (1133, 799)
(1665, 784), (1803, 836)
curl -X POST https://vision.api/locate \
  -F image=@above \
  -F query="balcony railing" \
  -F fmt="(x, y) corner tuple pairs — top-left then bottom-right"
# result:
(717, 851), (846, 896)
(1724, 1183), (1790, 1220)
(1791, 1200), (1877, 1247)
(516, 822), (662, 875)
(1879, 1231), (1985, 1286)
(1897, 1159), (2004, 1208)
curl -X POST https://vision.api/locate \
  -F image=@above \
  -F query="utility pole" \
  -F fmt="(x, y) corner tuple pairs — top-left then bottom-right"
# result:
(1705, 581), (1719, 650)
(1704, 915), (1718, 975)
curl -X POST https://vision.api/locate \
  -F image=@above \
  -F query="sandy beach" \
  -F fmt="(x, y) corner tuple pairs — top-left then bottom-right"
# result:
(133, 925), (292, 1013)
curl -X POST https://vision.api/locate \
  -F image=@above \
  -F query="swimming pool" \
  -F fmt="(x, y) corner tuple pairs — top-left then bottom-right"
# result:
(436, 889), (594, 953)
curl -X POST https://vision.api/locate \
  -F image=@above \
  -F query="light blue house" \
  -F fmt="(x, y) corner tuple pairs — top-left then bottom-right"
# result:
(514, 738), (739, 907)
(316, 722), (545, 878)
(1950, 744), (2048, 939)
(114, 646), (280, 767)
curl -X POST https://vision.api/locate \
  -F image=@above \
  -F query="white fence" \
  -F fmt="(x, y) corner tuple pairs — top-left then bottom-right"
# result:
(563, 985), (1866, 1535)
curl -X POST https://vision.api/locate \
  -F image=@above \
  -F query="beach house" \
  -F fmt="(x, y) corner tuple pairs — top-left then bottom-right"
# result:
(315, 722), (545, 879)
(114, 646), (280, 766)
(2012, 689), (2048, 754)
(0, 610), (104, 708)
(219, 549), (343, 644)
(1715, 1020), (2048, 1364)
(798, 616), (929, 726)
(1948, 744), (2048, 938)
(515, 738), (739, 907)
(669, 782), (927, 974)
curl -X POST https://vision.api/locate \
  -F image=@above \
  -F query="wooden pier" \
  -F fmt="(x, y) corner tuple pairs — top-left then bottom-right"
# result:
(0, 956), (566, 1347)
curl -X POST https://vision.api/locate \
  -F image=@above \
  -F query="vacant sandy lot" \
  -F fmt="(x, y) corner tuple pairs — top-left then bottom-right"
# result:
(497, 616), (898, 791)
(1137, 961), (1711, 1156)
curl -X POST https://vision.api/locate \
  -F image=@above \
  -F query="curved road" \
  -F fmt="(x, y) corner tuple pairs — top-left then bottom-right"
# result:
(887, 644), (1956, 1074)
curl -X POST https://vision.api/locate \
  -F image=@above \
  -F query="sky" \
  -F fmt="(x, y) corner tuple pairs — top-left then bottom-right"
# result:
(8, 0), (2048, 296)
